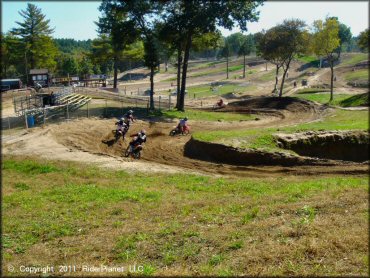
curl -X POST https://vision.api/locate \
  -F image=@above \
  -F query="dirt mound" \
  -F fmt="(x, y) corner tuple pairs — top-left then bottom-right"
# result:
(226, 96), (318, 113)
(276, 131), (369, 162)
(222, 92), (242, 99)
(4, 116), (367, 177)
(184, 137), (343, 166)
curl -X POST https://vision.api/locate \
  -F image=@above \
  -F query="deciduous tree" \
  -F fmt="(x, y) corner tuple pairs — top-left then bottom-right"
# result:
(97, 0), (138, 89)
(256, 19), (308, 97)
(238, 34), (254, 78)
(219, 39), (231, 79)
(357, 28), (369, 51)
(166, 0), (262, 111)
(311, 18), (340, 101)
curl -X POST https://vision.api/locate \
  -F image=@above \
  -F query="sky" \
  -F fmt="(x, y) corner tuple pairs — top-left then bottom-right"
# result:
(1, 1), (369, 40)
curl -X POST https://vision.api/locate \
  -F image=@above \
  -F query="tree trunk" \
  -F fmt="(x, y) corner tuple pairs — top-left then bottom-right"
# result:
(226, 54), (229, 79)
(150, 66), (155, 110)
(24, 51), (29, 85)
(330, 62), (334, 101)
(176, 47), (182, 109)
(243, 54), (246, 78)
(279, 59), (292, 98)
(179, 34), (192, 111)
(113, 56), (118, 89)
(129, 59), (131, 82)
(165, 59), (168, 72)
(273, 65), (280, 94)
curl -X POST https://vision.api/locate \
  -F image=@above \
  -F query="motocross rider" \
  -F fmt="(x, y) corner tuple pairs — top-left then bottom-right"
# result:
(177, 117), (188, 134)
(217, 99), (224, 107)
(129, 129), (147, 152)
(115, 118), (128, 134)
(123, 110), (135, 127)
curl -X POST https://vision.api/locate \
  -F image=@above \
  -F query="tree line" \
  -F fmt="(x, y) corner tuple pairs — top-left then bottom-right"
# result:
(255, 17), (368, 101)
(1, 2), (368, 110)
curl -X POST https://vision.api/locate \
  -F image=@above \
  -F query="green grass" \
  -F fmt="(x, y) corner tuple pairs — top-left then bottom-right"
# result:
(185, 83), (256, 98)
(194, 108), (368, 151)
(295, 89), (368, 107)
(344, 69), (368, 82)
(297, 55), (319, 64)
(294, 92), (354, 106)
(149, 108), (255, 122)
(295, 92), (369, 107)
(295, 88), (331, 94)
(257, 69), (276, 81)
(339, 93), (369, 107)
(161, 63), (248, 81)
(340, 53), (368, 66)
(2, 156), (368, 276)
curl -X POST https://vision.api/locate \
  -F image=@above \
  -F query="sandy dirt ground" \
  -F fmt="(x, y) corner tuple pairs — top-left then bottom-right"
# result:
(2, 97), (367, 178)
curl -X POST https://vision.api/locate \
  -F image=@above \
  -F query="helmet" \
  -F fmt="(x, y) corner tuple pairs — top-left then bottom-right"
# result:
(128, 110), (133, 114)
(184, 117), (188, 121)
(140, 129), (146, 135)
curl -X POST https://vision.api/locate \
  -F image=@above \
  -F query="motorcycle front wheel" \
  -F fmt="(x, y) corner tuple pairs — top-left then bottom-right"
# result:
(124, 147), (130, 157)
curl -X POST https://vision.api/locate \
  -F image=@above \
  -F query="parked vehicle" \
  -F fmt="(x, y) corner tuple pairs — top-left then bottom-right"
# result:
(1, 79), (22, 92)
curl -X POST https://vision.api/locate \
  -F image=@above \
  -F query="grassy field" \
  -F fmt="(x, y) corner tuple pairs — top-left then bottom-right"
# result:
(186, 83), (257, 98)
(339, 93), (369, 107)
(297, 55), (319, 64)
(2, 156), (368, 276)
(149, 108), (255, 122)
(344, 69), (368, 82)
(339, 53), (368, 66)
(257, 69), (276, 81)
(294, 89), (368, 107)
(194, 109), (369, 151)
(161, 62), (251, 81)
(294, 92), (368, 107)
(294, 92), (355, 106)
(295, 88), (331, 94)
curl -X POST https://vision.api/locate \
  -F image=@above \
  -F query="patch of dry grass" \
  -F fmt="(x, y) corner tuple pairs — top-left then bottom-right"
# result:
(2, 156), (368, 276)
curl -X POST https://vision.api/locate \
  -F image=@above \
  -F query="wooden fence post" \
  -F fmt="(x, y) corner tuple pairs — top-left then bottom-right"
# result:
(66, 101), (69, 119)
(43, 108), (46, 125)
(24, 111), (28, 129)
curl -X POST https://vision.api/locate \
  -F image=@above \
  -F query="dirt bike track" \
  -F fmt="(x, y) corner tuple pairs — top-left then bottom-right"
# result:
(2, 97), (367, 177)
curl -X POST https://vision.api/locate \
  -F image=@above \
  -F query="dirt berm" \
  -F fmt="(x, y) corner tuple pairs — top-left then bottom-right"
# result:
(223, 96), (319, 113)
(184, 137), (341, 167)
(276, 130), (369, 162)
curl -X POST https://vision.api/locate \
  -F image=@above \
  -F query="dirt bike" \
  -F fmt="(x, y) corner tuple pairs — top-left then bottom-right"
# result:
(169, 124), (190, 136)
(212, 102), (226, 110)
(113, 126), (129, 142)
(124, 140), (143, 159)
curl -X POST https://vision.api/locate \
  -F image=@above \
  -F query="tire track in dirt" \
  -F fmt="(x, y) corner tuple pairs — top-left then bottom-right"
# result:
(3, 97), (367, 177)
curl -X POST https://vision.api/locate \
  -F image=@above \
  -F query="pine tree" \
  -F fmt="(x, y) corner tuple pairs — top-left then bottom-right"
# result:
(11, 3), (58, 71)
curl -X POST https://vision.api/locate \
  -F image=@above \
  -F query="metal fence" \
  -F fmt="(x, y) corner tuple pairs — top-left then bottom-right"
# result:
(2, 94), (184, 130)
(2, 84), (208, 130)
